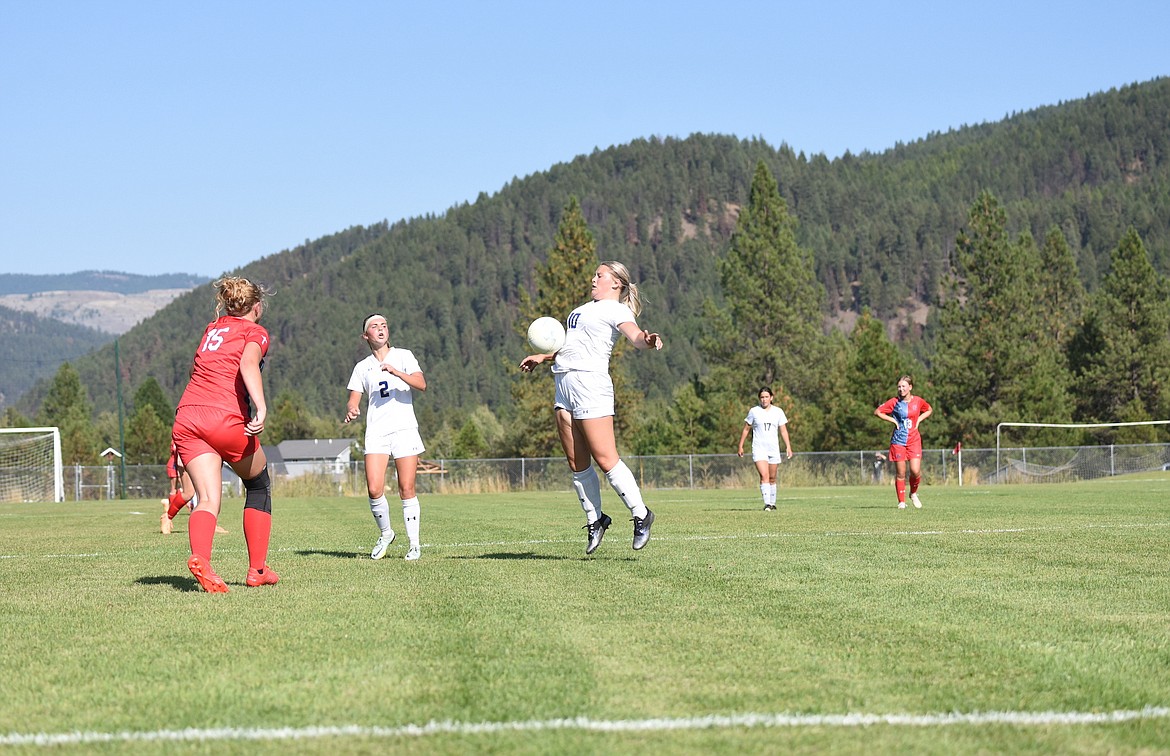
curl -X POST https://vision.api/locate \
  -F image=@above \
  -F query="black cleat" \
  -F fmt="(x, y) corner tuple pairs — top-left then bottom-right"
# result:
(584, 513), (612, 555)
(764, 504), (777, 511)
(631, 509), (655, 550)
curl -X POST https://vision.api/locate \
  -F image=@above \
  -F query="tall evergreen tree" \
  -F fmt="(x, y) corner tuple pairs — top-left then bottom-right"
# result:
(930, 192), (1074, 447)
(132, 377), (173, 423)
(1070, 228), (1170, 441)
(507, 196), (598, 457)
(1037, 226), (1086, 347)
(124, 403), (170, 464)
(706, 161), (826, 402)
(37, 363), (101, 463)
(823, 310), (910, 451)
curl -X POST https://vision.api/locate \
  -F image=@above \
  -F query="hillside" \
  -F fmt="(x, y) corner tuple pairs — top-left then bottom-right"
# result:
(16, 78), (1170, 429)
(0, 306), (114, 408)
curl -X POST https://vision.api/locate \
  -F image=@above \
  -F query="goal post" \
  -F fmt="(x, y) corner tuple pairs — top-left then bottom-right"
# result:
(996, 420), (1170, 483)
(0, 427), (64, 502)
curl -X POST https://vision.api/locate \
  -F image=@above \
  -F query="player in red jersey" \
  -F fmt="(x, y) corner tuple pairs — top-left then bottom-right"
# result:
(874, 375), (933, 510)
(172, 276), (277, 592)
(160, 443), (227, 535)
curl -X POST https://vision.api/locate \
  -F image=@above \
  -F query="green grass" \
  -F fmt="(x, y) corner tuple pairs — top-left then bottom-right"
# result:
(2, 477), (1170, 754)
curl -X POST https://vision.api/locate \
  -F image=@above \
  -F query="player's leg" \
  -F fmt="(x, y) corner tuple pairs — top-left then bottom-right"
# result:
(231, 446), (278, 586)
(754, 459), (770, 508)
(579, 416), (654, 550)
(364, 453), (396, 558)
(892, 456), (908, 508)
(181, 450), (229, 592)
(766, 461), (779, 509)
(908, 455), (923, 508)
(394, 454), (421, 561)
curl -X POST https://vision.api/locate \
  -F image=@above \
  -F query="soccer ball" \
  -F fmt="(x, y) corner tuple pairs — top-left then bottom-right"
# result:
(527, 316), (566, 353)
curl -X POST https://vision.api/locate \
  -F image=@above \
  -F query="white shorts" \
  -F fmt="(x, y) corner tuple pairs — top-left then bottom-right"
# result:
(364, 427), (426, 458)
(554, 371), (614, 420)
(752, 446), (782, 464)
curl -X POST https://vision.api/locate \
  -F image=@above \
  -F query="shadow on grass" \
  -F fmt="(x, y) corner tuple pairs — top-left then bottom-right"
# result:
(135, 574), (202, 592)
(450, 552), (572, 561)
(294, 549), (363, 559)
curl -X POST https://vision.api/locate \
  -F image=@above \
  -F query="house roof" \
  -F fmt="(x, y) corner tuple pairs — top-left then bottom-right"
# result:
(274, 438), (355, 461)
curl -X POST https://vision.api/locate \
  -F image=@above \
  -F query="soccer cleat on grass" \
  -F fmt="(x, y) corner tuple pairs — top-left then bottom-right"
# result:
(632, 509), (655, 550)
(764, 504), (777, 511)
(187, 555), (229, 593)
(898, 502), (907, 510)
(370, 530), (396, 560)
(405, 545), (421, 561)
(160, 513), (173, 534)
(246, 565), (280, 587)
(584, 513), (612, 555)
(911, 492), (922, 509)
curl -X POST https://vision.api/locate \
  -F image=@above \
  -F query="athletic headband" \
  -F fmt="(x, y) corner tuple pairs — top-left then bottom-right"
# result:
(362, 313), (386, 331)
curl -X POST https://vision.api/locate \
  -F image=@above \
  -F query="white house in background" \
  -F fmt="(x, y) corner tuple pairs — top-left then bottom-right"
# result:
(262, 439), (355, 479)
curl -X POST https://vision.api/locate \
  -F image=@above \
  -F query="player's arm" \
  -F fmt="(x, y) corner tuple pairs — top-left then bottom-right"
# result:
(520, 353), (554, 371)
(779, 423), (793, 459)
(382, 364), (426, 391)
(240, 342), (266, 436)
(915, 405), (932, 429)
(344, 389), (364, 423)
(737, 423), (751, 456)
(874, 401), (898, 426)
(617, 321), (663, 350)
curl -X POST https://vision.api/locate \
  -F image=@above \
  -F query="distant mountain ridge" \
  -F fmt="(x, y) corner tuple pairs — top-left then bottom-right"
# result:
(11, 78), (1170, 425)
(0, 271), (209, 296)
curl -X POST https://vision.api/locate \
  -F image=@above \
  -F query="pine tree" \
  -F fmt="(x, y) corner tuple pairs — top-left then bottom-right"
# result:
(38, 363), (101, 463)
(930, 192), (1074, 447)
(124, 403), (170, 464)
(1070, 227), (1170, 441)
(131, 377), (173, 423)
(507, 196), (598, 457)
(1037, 226), (1086, 347)
(706, 161), (825, 402)
(824, 311), (909, 451)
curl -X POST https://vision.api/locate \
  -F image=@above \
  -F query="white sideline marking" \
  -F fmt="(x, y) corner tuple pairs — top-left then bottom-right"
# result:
(3, 707), (1168, 746)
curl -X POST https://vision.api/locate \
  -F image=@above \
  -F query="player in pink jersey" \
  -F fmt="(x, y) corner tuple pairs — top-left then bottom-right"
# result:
(172, 276), (278, 592)
(874, 374), (933, 509)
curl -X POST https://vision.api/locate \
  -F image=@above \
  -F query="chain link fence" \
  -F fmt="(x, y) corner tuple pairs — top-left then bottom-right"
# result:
(57, 443), (1170, 501)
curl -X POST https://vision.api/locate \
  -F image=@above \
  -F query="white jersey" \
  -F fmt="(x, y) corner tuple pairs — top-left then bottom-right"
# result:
(745, 405), (788, 451)
(552, 299), (636, 374)
(347, 348), (422, 434)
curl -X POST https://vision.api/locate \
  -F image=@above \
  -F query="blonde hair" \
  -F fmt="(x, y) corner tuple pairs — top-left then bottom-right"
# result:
(214, 276), (269, 318)
(601, 260), (644, 317)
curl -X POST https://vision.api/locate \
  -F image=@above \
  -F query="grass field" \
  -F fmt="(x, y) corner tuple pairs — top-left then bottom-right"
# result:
(2, 477), (1169, 754)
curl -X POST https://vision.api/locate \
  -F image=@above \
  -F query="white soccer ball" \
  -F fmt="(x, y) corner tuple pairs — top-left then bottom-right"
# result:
(527, 316), (566, 353)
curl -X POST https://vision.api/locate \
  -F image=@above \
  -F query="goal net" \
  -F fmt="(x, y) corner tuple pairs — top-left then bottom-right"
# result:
(995, 420), (1170, 483)
(0, 427), (64, 502)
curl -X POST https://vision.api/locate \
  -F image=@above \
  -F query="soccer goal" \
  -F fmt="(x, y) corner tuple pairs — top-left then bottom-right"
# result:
(995, 420), (1170, 483)
(0, 427), (64, 502)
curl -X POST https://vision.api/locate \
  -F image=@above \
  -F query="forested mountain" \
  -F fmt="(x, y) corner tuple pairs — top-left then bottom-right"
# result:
(0, 305), (114, 408)
(15, 78), (1170, 451)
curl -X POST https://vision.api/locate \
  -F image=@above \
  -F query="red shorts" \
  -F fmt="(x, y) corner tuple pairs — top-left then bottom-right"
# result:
(889, 436), (923, 461)
(172, 405), (259, 464)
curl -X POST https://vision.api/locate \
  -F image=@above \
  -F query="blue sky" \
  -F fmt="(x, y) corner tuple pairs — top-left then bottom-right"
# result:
(2, 1), (1167, 277)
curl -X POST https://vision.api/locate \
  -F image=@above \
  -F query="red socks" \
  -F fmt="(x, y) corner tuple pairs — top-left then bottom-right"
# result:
(243, 509), (272, 571)
(909, 473), (921, 494)
(894, 478), (906, 504)
(188, 509), (218, 561)
(166, 490), (187, 519)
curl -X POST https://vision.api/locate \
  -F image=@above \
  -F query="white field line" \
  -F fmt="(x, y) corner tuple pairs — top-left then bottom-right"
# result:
(2, 521), (1169, 561)
(3, 707), (1168, 746)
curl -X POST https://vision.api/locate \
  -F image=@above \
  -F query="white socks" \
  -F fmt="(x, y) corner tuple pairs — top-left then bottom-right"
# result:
(402, 497), (421, 546)
(572, 467), (603, 523)
(605, 460), (647, 519)
(760, 483), (770, 506)
(369, 495), (393, 535)
(770, 483), (777, 505)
